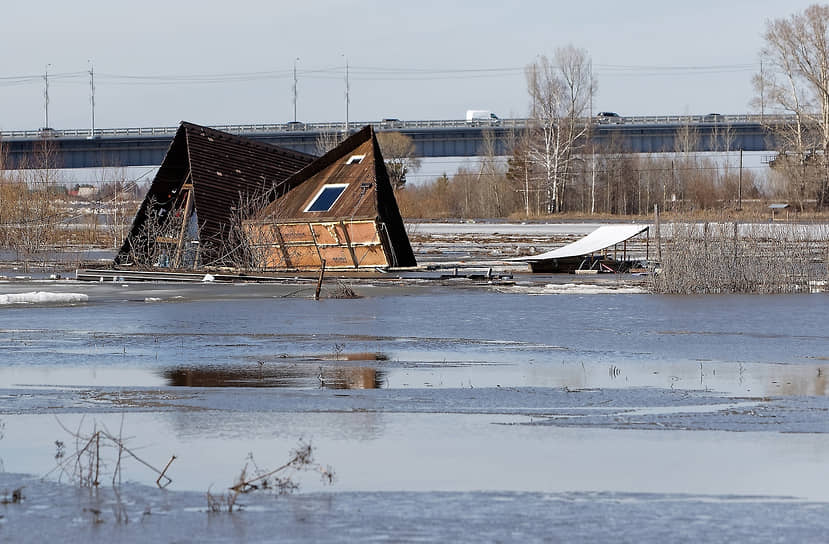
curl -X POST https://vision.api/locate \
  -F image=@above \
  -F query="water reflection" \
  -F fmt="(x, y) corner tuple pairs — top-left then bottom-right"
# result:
(163, 363), (386, 390)
(774, 370), (829, 397)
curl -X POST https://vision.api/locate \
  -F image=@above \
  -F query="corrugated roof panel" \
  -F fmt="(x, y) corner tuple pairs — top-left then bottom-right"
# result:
(511, 225), (650, 261)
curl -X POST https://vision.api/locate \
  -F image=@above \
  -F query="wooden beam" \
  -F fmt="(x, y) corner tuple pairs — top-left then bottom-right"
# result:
(340, 220), (360, 268)
(172, 179), (194, 268)
(308, 223), (324, 267)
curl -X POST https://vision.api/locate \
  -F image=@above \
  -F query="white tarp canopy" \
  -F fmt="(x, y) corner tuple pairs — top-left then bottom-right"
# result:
(511, 224), (649, 262)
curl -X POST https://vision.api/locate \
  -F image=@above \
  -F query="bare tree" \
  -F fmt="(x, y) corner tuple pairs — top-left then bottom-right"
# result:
(377, 131), (421, 190)
(0, 137), (70, 270)
(315, 131), (345, 156)
(524, 46), (596, 214)
(758, 4), (829, 209)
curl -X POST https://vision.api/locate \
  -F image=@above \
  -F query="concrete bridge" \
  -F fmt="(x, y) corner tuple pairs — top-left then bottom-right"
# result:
(0, 114), (780, 169)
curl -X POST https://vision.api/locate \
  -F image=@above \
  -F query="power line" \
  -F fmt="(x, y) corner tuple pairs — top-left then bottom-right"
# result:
(0, 61), (761, 88)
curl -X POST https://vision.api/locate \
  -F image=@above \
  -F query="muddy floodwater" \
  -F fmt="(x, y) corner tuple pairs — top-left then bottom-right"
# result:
(3, 278), (829, 541)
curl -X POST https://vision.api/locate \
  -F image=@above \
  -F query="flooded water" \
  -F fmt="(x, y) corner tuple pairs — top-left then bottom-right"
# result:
(3, 279), (829, 541)
(2, 282), (828, 395)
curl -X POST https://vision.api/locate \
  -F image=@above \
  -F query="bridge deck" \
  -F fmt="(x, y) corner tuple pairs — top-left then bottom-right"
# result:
(1, 115), (781, 169)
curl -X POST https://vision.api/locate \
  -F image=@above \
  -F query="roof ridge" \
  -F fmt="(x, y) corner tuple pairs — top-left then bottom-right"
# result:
(179, 121), (315, 160)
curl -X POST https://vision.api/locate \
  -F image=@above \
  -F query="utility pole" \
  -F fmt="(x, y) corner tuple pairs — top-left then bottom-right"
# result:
(292, 57), (299, 123)
(343, 54), (350, 134)
(43, 64), (51, 128)
(89, 61), (95, 138)
(738, 148), (743, 211)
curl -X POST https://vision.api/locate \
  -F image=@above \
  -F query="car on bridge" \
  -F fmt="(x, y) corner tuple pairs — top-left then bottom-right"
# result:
(381, 118), (403, 129)
(596, 112), (623, 124)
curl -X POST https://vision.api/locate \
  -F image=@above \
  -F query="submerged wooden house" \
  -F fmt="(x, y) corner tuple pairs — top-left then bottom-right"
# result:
(114, 122), (315, 269)
(243, 125), (416, 271)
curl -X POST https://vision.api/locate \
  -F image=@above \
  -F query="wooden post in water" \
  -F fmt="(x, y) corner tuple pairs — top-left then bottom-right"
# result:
(314, 259), (327, 300)
(733, 221), (739, 291)
(654, 204), (662, 264)
(738, 148), (743, 211)
(646, 228), (650, 262)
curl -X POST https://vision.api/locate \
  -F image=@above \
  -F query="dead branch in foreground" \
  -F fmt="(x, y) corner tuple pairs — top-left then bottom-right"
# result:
(207, 439), (335, 513)
(45, 416), (175, 489)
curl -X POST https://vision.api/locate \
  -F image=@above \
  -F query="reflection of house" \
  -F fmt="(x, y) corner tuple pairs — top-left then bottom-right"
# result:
(165, 365), (384, 390)
(244, 125), (416, 271)
(114, 122), (315, 268)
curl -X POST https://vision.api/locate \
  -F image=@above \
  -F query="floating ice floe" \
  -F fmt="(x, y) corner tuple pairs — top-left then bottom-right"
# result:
(497, 283), (647, 295)
(0, 291), (89, 305)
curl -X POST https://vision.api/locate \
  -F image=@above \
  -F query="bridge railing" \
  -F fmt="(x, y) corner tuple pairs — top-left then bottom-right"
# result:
(0, 114), (795, 140)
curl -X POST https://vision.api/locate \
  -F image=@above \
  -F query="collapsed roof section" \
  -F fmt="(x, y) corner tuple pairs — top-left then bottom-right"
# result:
(511, 225), (650, 262)
(510, 224), (650, 273)
(115, 122), (315, 268)
(244, 125), (416, 270)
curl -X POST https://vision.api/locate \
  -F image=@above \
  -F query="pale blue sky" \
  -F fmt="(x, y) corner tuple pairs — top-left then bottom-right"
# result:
(1, 1), (821, 130)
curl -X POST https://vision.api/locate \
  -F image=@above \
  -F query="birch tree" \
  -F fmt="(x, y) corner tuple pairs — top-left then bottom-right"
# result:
(524, 46), (595, 214)
(377, 131), (421, 190)
(758, 4), (829, 209)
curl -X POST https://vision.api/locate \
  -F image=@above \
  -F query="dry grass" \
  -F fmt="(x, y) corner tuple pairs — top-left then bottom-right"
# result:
(329, 280), (360, 299)
(651, 222), (829, 294)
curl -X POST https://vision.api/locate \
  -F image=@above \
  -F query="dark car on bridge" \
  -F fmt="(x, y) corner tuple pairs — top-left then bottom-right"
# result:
(381, 118), (403, 129)
(596, 112), (623, 124)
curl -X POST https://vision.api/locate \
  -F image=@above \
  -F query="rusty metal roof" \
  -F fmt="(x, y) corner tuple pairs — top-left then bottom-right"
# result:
(116, 121), (315, 265)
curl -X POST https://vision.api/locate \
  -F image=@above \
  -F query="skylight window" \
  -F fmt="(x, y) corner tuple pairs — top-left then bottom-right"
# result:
(304, 184), (349, 212)
(346, 154), (365, 165)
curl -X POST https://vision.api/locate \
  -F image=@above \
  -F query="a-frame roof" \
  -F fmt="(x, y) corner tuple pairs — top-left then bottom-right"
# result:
(258, 128), (376, 219)
(252, 125), (416, 267)
(116, 121), (315, 265)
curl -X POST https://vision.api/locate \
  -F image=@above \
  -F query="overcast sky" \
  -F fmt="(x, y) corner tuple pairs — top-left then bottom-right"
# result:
(1, 1), (821, 131)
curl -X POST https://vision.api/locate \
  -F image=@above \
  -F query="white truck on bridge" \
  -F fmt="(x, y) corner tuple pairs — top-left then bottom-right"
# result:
(466, 110), (500, 125)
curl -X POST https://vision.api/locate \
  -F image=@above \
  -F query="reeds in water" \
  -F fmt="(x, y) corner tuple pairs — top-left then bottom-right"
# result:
(650, 222), (829, 294)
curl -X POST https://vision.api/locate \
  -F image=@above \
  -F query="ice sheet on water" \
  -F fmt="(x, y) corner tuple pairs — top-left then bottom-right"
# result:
(3, 472), (829, 544)
(0, 291), (88, 305)
(497, 283), (647, 295)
